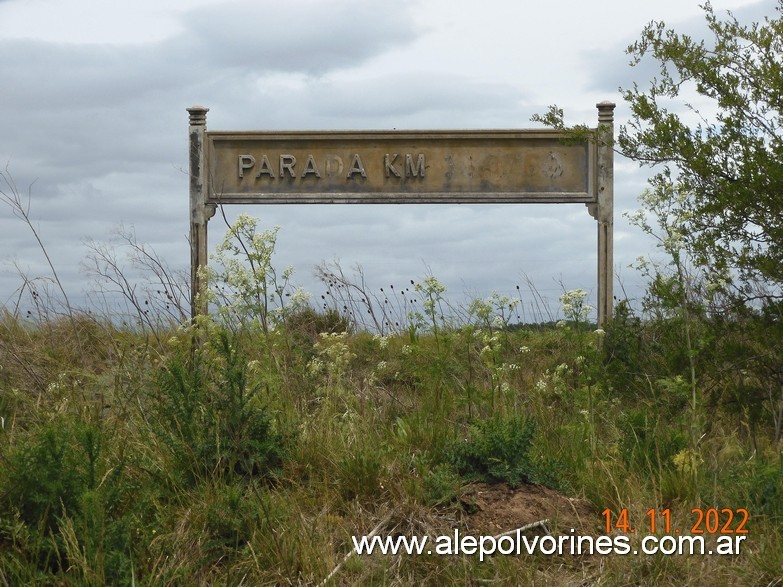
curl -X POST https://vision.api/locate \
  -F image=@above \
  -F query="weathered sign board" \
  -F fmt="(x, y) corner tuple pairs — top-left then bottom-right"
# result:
(188, 103), (615, 323)
(205, 130), (594, 204)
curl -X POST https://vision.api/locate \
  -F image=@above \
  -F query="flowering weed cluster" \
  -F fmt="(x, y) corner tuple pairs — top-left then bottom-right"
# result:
(558, 289), (593, 327)
(205, 213), (309, 333)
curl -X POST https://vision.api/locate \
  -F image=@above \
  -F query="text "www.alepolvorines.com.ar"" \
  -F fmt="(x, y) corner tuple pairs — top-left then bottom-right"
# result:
(352, 529), (747, 561)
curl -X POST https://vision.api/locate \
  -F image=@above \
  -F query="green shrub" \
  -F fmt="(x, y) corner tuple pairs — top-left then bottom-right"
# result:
(734, 455), (783, 518)
(0, 418), (136, 583)
(152, 327), (288, 485)
(336, 451), (384, 501)
(3, 421), (86, 532)
(445, 415), (538, 488)
(423, 463), (463, 507)
(602, 300), (645, 392)
(616, 405), (687, 471)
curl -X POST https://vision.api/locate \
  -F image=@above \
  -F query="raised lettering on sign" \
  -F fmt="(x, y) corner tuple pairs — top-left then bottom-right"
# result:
(237, 153), (426, 180)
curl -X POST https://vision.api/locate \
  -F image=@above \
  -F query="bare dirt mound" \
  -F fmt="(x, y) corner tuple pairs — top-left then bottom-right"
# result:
(461, 482), (598, 536)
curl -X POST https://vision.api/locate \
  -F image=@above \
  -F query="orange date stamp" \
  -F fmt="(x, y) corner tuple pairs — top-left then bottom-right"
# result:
(602, 508), (749, 535)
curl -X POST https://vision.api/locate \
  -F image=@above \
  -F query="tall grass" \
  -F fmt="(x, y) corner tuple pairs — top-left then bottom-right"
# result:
(0, 215), (781, 585)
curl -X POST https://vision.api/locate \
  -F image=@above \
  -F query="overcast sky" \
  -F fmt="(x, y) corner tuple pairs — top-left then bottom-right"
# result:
(0, 0), (773, 323)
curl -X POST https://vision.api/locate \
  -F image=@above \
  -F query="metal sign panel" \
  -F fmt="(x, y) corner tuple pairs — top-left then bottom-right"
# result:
(205, 130), (595, 204)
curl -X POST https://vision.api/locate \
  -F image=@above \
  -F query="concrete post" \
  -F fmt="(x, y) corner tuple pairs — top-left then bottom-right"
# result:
(187, 105), (213, 320)
(595, 101), (615, 326)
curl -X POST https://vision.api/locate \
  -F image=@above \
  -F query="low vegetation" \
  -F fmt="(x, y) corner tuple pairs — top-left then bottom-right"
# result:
(0, 212), (781, 586)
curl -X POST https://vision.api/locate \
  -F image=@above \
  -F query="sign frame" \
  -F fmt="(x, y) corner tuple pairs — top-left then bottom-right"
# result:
(187, 103), (615, 324)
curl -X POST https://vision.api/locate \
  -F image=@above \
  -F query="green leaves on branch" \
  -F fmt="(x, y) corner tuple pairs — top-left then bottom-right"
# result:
(619, 2), (783, 291)
(535, 3), (783, 296)
(530, 106), (593, 145)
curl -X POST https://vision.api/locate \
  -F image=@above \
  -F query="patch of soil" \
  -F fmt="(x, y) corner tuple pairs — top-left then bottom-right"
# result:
(461, 482), (598, 536)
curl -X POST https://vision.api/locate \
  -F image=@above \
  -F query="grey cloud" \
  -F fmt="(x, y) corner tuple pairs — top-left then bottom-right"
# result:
(302, 74), (525, 126)
(1, 1), (417, 109)
(0, 0), (423, 186)
(177, 0), (418, 74)
(212, 72), (529, 131)
(0, 41), (185, 110)
(584, 1), (777, 96)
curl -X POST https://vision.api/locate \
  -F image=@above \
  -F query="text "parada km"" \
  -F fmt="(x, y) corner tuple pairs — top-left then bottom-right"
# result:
(237, 153), (426, 180)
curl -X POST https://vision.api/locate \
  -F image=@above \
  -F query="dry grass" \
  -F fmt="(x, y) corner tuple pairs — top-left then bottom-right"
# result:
(0, 304), (781, 586)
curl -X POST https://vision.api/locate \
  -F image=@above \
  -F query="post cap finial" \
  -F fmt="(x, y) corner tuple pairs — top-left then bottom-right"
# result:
(596, 101), (616, 123)
(187, 105), (209, 126)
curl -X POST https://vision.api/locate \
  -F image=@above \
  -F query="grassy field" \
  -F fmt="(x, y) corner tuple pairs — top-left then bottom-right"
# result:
(1, 273), (782, 586)
(0, 213), (779, 585)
